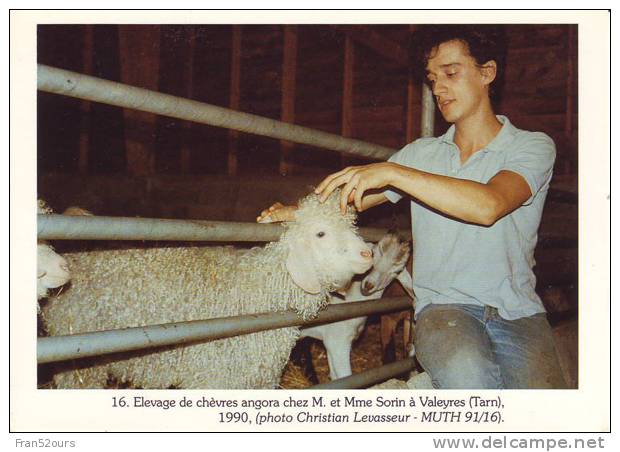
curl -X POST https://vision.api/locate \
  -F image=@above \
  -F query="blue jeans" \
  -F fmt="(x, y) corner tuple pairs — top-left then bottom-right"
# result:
(414, 303), (567, 389)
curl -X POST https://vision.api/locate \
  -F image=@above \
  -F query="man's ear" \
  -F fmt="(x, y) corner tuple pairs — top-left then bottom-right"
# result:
(480, 60), (497, 86)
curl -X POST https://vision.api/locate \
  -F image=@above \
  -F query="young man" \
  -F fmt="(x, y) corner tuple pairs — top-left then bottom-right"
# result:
(259, 26), (566, 389)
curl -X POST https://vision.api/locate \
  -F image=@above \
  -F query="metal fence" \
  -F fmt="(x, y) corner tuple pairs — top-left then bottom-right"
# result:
(37, 64), (434, 389)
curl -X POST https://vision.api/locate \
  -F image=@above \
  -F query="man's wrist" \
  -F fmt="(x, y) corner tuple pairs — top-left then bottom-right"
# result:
(387, 162), (407, 189)
(389, 163), (422, 194)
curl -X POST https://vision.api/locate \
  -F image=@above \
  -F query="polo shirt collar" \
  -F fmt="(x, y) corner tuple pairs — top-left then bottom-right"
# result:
(439, 115), (517, 153)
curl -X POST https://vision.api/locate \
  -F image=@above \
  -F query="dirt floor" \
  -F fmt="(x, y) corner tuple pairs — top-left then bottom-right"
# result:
(279, 315), (411, 389)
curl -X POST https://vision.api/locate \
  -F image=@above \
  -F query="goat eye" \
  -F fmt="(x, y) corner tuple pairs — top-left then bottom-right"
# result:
(316, 231), (325, 238)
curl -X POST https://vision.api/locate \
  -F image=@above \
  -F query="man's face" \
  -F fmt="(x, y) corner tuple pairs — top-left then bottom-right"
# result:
(425, 39), (492, 124)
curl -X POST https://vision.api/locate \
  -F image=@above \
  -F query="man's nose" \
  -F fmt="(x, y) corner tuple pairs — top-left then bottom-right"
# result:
(432, 80), (446, 97)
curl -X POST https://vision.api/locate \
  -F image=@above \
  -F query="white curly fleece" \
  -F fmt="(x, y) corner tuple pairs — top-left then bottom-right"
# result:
(42, 189), (363, 389)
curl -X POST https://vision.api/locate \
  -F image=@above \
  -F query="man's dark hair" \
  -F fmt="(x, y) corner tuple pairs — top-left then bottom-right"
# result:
(411, 25), (507, 105)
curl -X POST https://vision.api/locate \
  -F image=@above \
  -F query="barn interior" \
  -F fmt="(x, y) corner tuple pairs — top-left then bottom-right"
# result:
(37, 24), (578, 389)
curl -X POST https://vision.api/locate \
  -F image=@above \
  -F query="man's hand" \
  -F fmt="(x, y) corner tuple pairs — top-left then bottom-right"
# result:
(256, 202), (298, 223)
(314, 162), (398, 213)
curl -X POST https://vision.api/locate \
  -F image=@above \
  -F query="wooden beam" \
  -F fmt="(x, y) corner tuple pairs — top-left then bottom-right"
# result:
(564, 25), (576, 169)
(341, 35), (354, 167)
(78, 25), (93, 175)
(118, 25), (160, 177)
(331, 25), (408, 67)
(180, 26), (196, 174)
(406, 25), (417, 143)
(406, 71), (415, 143)
(228, 25), (242, 176)
(279, 25), (298, 176)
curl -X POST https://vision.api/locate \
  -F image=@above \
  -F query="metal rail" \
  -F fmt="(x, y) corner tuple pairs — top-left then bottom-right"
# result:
(37, 214), (407, 243)
(309, 358), (417, 389)
(36, 61), (433, 388)
(38, 64), (396, 161)
(420, 83), (436, 138)
(38, 296), (412, 364)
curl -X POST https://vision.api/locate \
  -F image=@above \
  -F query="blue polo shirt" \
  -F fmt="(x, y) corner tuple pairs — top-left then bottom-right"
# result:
(384, 116), (556, 320)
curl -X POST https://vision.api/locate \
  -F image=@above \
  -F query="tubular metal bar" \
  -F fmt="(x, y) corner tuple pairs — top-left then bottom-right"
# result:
(420, 83), (436, 138)
(37, 214), (403, 243)
(309, 358), (417, 389)
(38, 214), (283, 242)
(38, 64), (396, 161)
(37, 296), (412, 364)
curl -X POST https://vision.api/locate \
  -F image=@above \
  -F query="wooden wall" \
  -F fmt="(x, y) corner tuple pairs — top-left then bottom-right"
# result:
(504, 25), (578, 176)
(37, 24), (577, 177)
(37, 24), (579, 332)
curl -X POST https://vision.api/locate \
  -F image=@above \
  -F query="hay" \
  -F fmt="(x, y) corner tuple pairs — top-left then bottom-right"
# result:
(279, 360), (314, 389)
(371, 379), (409, 389)
(280, 318), (408, 389)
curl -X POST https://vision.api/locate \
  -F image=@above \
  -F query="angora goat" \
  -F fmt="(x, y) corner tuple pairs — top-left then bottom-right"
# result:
(37, 200), (71, 300)
(41, 190), (373, 389)
(300, 232), (413, 380)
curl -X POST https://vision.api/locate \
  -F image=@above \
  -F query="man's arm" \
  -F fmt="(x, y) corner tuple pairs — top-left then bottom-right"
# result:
(256, 202), (298, 223)
(390, 166), (532, 225)
(256, 188), (389, 224)
(316, 162), (532, 226)
(359, 192), (390, 211)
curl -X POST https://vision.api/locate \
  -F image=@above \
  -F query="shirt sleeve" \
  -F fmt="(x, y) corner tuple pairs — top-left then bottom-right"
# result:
(383, 141), (419, 203)
(500, 132), (557, 206)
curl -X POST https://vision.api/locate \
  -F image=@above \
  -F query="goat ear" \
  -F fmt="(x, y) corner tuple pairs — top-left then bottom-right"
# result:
(397, 242), (411, 264)
(286, 239), (321, 294)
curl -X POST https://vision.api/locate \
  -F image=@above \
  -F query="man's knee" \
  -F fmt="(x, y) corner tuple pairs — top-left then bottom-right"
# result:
(415, 305), (502, 389)
(417, 339), (503, 389)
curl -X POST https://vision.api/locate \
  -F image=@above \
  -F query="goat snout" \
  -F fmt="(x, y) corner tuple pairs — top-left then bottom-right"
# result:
(361, 281), (375, 295)
(360, 249), (373, 259)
